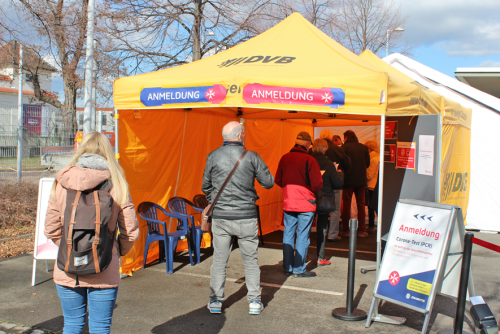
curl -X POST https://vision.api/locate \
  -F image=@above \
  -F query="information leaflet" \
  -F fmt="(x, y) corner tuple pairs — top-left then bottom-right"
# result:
(396, 142), (416, 169)
(375, 202), (450, 310)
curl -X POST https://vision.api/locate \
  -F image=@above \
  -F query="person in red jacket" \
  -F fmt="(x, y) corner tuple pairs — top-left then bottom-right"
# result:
(275, 132), (323, 278)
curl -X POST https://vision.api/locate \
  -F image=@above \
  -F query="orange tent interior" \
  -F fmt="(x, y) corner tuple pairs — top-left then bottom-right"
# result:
(118, 107), (381, 274)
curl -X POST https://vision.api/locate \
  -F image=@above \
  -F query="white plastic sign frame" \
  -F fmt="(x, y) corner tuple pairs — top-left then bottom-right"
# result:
(365, 199), (474, 334)
(32, 177), (58, 286)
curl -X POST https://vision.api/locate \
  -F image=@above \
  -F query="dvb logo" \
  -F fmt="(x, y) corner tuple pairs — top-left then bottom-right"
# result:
(217, 56), (296, 68)
(442, 172), (468, 201)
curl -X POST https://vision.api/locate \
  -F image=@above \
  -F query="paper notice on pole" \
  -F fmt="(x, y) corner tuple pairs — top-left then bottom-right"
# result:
(418, 135), (434, 176)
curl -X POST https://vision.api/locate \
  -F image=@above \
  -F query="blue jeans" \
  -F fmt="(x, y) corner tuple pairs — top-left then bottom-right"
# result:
(56, 284), (118, 334)
(283, 211), (315, 274)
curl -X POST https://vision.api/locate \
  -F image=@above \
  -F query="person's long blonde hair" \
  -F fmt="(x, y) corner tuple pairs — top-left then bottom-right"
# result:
(50, 131), (129, 205)
(364, 140), (380, 153)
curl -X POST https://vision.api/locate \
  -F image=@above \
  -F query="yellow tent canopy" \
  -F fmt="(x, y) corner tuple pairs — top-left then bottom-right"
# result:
(113, 13), (456, 274)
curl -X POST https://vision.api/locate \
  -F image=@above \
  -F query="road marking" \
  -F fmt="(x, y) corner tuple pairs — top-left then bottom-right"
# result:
(153, 270), (343, 296)
(263, 241), (377, 255)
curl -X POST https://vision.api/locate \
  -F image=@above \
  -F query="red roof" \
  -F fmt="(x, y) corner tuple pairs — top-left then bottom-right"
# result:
(0, 87), (57, 98)
(0, 75), (12, 82)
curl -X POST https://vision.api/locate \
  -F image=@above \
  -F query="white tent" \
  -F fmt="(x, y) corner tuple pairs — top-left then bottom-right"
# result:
(384, 53), (500, 232)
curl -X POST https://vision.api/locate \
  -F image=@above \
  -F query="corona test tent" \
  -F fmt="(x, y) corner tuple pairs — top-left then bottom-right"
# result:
(113, 13), (444, 274)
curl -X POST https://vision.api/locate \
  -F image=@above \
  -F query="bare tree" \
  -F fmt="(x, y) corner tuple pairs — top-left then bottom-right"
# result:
(329, 0), (414, 56)
(103, 0), (273, 73)
(0, 0), (91, 132)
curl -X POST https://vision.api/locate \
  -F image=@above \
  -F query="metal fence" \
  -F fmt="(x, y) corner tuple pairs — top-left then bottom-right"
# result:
(0, 103), (77, 183)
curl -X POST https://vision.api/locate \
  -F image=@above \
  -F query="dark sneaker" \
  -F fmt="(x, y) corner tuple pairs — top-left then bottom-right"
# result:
(293, 271), (317, 278)
(326, 237), (341, 242)
(284, 271), (293, 277)
(367, 228), (376, 234)
(317, 259), (331, 266)
(207, 300), (222, 314)
(249, 301), (264, 315)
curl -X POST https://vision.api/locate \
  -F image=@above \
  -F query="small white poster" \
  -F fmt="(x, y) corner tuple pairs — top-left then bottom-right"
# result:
(418, 135), (434, 176)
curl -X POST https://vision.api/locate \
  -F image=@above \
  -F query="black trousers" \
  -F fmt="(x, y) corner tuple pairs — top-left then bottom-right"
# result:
(316, 213), (329, 260)
(367, 189), (375, 229)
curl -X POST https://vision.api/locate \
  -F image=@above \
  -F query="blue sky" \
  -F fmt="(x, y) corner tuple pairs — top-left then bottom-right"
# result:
(41, 0), (500, 105)
(393, 0), (500, 77)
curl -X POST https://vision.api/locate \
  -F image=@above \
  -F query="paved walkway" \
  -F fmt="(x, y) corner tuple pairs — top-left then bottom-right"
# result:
(1, 231), (499, 333)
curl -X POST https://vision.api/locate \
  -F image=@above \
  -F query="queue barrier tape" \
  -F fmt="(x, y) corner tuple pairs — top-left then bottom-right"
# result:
(471, 237), (500, 254)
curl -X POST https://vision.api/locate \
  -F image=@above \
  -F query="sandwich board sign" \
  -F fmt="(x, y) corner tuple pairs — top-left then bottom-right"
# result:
(366, 199), (474, 334)
(32, 177), (58, 286)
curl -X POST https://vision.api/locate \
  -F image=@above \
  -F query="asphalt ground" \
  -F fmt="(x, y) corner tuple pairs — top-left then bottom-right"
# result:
(1, 230), (500, 334)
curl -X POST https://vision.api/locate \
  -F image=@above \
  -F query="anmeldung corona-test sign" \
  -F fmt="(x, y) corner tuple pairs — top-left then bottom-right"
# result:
(375, 201), (451, 310)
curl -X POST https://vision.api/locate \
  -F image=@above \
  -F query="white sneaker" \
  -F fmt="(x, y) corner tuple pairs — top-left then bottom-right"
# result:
(207, 300), (222, 314)
(249, 301), (264, 315)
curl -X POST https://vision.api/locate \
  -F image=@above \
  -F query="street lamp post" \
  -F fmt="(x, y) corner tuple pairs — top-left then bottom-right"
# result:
(386, 27), (404, 57)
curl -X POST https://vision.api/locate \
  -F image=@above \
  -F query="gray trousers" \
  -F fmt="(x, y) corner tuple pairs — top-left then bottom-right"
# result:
(210, 218), (260, 302)
(327, 189), (342, 239)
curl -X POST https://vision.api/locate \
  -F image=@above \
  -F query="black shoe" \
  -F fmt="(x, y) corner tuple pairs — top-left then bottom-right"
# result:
(284, 271), (293, 277)
(293, 271), (317, 278)
(326, 237), (341, 242)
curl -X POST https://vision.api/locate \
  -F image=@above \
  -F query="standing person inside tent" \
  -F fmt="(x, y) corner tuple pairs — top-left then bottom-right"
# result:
(333, 135), (343, 147)
(364, 140), (380, 234)
(44, 131), (139, 334)
(202, 121), (274, 315)
(275, 132), (323, 278)
(319, 130), (351, 242)
(340, 130), (370, 238)
(311, 138), (344, 265)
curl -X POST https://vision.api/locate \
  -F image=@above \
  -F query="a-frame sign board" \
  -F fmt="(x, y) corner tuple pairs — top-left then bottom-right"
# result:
(365, 199), (475, 334)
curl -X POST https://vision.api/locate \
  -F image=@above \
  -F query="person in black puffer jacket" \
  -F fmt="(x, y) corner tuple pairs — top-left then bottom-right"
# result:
(311, 138), (344, 266)
(341, 130), (370, 238)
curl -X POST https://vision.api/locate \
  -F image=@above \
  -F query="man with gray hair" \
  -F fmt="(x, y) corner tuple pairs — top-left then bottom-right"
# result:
(202, 121), (274, 315)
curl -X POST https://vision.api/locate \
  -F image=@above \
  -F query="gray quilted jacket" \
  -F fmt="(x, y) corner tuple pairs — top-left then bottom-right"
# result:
(202, 142), (274, 220)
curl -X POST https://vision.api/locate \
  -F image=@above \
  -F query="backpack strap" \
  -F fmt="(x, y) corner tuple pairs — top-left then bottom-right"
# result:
(92, 190), (101, 274)
(65, 191), (81, 272)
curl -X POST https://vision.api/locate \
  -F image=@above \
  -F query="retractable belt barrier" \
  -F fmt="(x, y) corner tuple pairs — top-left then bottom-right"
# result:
(471, 237), (500, 253)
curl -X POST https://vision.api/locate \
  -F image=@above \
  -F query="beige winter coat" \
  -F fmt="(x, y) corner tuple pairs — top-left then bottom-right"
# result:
(44, 166), (139, 288)
(366, 151), (380, 190)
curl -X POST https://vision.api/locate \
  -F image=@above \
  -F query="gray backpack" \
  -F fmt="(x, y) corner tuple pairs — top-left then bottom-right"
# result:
(57, 180), (116, 275)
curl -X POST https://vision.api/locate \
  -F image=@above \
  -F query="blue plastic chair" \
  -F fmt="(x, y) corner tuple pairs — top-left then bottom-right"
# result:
(168, 197), (211, 264)
(138, 202), (194, 274)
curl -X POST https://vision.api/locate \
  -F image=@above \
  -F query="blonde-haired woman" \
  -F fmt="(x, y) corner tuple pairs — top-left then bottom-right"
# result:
(45, 131), (139, 334)
(364, 140), (380, 234)
(311, 138), (343, 266)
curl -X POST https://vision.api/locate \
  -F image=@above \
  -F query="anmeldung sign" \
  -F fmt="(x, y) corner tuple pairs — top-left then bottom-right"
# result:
(375, 202), (450, 310)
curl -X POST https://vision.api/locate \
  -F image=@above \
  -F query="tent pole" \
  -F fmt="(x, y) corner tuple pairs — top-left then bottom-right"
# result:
(114, 109), (119, 162)
(377, 116), (385, 270)
(436, 115), (442, 202)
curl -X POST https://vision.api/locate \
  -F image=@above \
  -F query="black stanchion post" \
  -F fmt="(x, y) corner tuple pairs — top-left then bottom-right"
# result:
(438, 232), (474, 334)
(332, 219), (367, 321)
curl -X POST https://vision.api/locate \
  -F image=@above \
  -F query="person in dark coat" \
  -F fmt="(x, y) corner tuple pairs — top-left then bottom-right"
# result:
(311, 139), (344, 266)
(341, 130), (370, 238)
(319, 130), (351, 241)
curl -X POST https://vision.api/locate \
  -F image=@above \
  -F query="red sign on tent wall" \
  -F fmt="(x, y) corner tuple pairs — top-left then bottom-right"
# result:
(384, 144), (396, 163)
(396, 142), (416, 169)
(385, 121), (398, 139)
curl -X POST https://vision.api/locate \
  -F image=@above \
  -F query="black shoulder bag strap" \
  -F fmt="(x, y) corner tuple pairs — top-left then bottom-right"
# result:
(207, 150), (248, 216)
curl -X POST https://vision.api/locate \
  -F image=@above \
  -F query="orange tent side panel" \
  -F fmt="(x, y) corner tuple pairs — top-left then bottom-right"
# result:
(119, 109), (237, 274)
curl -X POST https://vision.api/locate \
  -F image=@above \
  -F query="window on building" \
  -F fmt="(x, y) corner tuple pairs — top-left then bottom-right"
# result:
(79, 113), (83, 124)
(101, 113), (107, 126)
